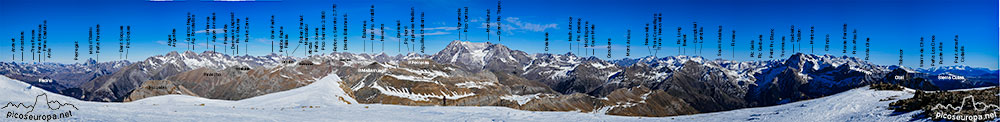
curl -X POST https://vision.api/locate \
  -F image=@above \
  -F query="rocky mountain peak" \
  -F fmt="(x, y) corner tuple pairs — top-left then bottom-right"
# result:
(446, 40), (492, 50)
(432, 40), (527, 71)
(164, 51), (181, 57)
(84, 58), (99, 65)
(181, 50), (198, 56)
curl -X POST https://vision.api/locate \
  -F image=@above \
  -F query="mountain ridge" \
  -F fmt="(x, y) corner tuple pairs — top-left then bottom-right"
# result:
(1, 40), (995, 117)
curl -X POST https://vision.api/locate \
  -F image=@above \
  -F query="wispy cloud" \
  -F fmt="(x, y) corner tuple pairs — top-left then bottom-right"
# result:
(423, 26), (458, 31)
(475, 17), (558, 33)
(433, 22), (449, 26)
(503, 17), (558, 32)
(419, 31), (451, 36)
(254, 38), (274, 43)
(195, 28), (225, 34)
(367, 28), (385, 36)
(156, 40), (168, 45)
(469, 17), (482, 23)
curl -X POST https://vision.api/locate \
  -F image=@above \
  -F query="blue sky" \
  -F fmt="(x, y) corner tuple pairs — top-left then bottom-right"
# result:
(1, 0), (997, 69)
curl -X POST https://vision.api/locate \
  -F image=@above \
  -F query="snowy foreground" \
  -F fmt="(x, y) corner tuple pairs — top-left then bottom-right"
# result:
(1, 74), (927, 122)
(666, 88), (921, 121)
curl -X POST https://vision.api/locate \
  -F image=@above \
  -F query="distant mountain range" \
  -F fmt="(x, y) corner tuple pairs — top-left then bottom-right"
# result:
(1, 40), (996, 117)
(0, 59), (130, 97)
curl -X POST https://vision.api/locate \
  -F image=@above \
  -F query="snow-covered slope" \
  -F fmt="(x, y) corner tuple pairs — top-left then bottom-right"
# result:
(234, 72), (358, 107)
(0, 75), (81, 105)
(0, 75), (941, 121)
(664, 87), (924, 121)
(130, 72), (357, 107)
(0, 73), (678, 121)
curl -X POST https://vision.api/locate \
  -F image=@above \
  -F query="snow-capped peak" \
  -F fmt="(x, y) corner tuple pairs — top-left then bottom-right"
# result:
(916, 65), (998, 76)
(144, 51), (290, 70)
(431, 40), (529, 71)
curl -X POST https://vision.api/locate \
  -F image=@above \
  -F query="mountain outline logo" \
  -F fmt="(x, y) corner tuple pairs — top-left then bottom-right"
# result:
(3, 93), (78, 121)
(929, 95), (999, 121)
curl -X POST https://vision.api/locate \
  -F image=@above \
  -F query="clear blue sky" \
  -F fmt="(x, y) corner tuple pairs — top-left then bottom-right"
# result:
(1, 0), (997, 69)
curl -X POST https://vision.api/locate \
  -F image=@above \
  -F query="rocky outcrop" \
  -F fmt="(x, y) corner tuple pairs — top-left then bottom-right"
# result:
(518, 93), (602, 112)
(123, 80), (198, 102)
(166, 59), (333, 100)
(889, 87), (999, 120)
(603, 86), (698, 117)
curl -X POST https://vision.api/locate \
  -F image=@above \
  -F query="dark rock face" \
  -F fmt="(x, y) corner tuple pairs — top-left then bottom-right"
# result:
(553, 58), (620, 95)
(79, 63), (159, 102)
(590, 61), (662, 97)
(748, 66), (811, 106)
(518, 53), (582, 91)
(491, 70), (557, 95)
(659, 61), (748, 113)
(603, 86), (698, 116)
(880, 68), (939, 91)
(745, 53), (886, 106)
